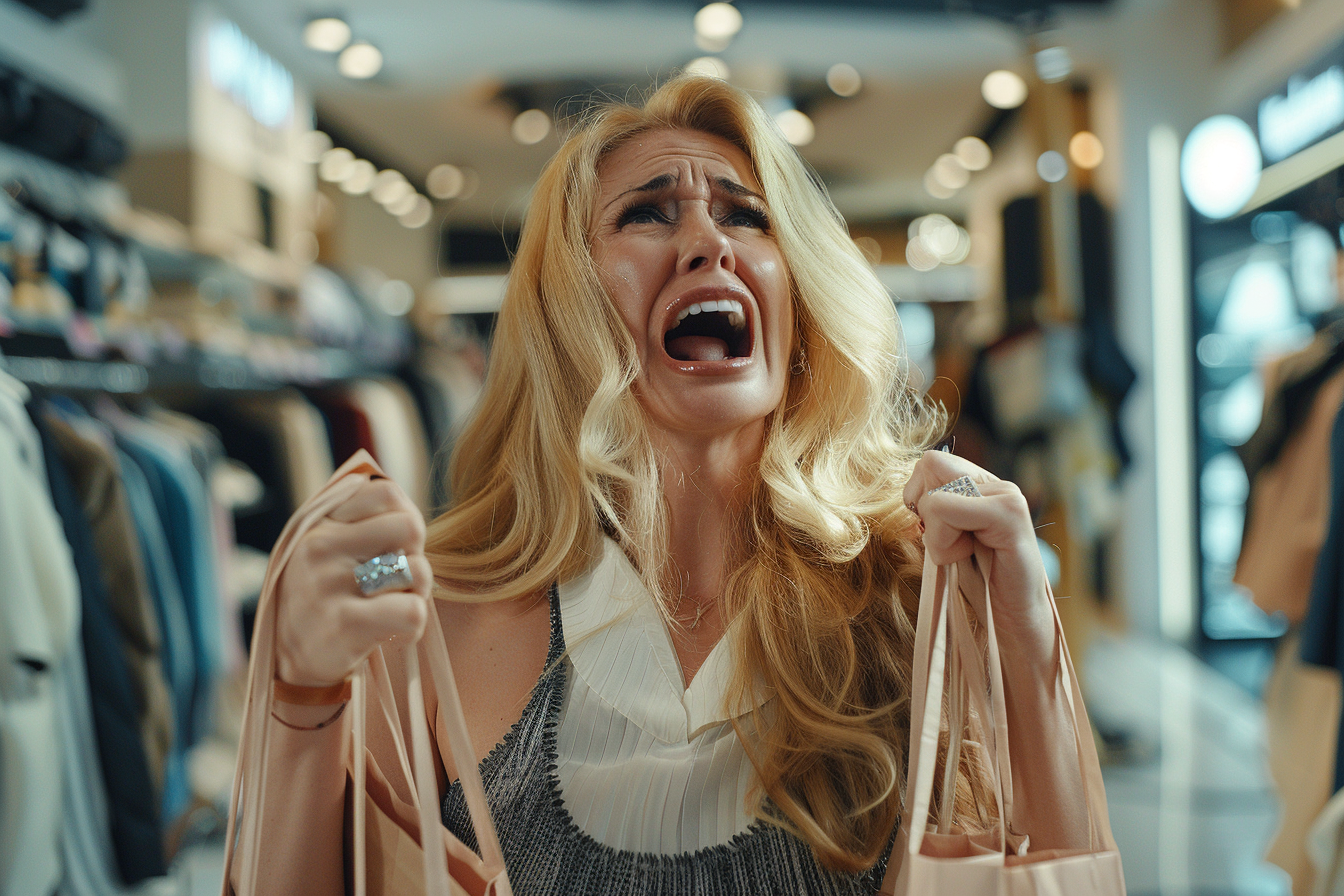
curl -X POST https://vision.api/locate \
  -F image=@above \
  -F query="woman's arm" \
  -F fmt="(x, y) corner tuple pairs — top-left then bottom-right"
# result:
(902, 450), (1092, 848)
(228, 475), (432, 895)
(228, 704), (348, 896)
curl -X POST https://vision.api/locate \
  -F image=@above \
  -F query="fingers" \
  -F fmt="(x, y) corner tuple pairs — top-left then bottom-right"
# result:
(329, 476), (420, 525)
(918, 490), (1032, 566)
(901, 449), (998, 512)
(314, 512), (427, 567)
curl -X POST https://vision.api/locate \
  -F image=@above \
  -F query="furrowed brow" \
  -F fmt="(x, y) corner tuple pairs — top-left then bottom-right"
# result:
(715, 177), (764, 202)
(606, 173), (677, 209)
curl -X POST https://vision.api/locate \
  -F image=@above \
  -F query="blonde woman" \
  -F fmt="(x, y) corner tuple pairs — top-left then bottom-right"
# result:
(252, 75), (1093, 894)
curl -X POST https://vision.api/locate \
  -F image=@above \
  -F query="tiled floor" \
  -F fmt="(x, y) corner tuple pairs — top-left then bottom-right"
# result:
(1088, 635), (1291, 896)
(176, 634), (1294, 895)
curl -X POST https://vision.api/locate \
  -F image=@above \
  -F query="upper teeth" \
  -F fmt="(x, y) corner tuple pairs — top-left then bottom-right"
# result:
(676, 299), (745, 328)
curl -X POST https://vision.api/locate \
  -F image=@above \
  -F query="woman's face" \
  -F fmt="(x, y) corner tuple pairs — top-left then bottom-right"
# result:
(589, 128), (793, 443)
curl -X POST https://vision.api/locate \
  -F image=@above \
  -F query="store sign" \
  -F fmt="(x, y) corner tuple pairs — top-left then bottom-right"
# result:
(206, 18), (294, 130)
(1258, 65), (1344, 163)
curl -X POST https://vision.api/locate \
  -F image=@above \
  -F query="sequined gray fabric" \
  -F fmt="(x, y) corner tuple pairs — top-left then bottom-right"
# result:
(441, 587), (892, 895)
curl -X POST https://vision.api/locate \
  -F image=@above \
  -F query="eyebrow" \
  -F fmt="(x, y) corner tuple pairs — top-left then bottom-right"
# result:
(604, 173), (765, 211)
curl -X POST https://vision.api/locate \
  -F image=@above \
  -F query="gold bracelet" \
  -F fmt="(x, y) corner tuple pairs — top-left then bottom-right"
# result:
(273, 677), (352, 706)
(270, 702), (347, 731)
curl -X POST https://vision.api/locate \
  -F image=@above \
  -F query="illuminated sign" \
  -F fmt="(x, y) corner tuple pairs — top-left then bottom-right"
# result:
(1258, 65), (1344, 163)
(206, 18), (294, 129)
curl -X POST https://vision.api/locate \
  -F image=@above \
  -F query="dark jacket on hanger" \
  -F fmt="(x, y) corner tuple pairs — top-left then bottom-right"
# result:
(29, 403), (166, 884)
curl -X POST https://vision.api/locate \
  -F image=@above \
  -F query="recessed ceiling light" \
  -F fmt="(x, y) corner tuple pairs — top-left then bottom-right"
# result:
(826, 63), (862, 97)
(981, 70), (1027, 110)
(400, 195), (433, 229)
(954, 136), (991, 171)
(338, 41), (382, 79)
(303, 17), (350, 53)
(426, 163), (466, 200)
(340, 159), (376, 195)
(318, 146), (355, 182)
(775, 109), (814, 146)
(1037, 150), (1068, 183)
(695, 3), (743, 41)
(1069, 131), (1105, 169)
(512, 109), (551, 145)
(932, 153), (969, 190)
(372, 170), (412, 205)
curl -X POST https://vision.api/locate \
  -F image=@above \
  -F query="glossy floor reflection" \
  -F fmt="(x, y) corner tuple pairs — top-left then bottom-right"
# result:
(1088, 635), (1291, 896)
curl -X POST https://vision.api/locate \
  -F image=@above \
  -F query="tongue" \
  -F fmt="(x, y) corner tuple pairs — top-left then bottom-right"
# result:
(668, 335), (731, 362)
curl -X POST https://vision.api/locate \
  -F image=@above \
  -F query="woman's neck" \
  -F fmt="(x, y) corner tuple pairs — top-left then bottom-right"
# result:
(653, 424), (762, 685)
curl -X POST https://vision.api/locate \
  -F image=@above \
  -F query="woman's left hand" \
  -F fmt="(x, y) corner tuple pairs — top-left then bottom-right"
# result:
(903, 449), (1054, 661)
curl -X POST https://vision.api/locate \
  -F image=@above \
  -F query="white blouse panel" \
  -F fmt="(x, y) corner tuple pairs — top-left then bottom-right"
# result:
(554, 538), (770, 853)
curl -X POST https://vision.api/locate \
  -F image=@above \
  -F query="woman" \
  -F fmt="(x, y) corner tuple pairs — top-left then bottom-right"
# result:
(251, 74), (1092, 894)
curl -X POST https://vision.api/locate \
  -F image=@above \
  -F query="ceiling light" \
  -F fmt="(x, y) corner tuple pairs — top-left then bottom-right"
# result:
(919, 214), (960, 257)
(400, 195), (433, 229)
(1069, 131), (1105, 169)
(426, 163), (465, 200)
(298, 130), (333, 164)
(338, 41), (382, 79)
(695, 3), (742, 41)
(371, 169), (412, 205)
(387, 191), (420, 217)
(340, 159), (376, 195)
(512, 109), (551, 145)
(923, 169), (955, 199)
(1181, 114), (1262, 219)
(982, 70), (1027, 109)
(906, 237), (939, 271)
(954, 136), (991, 171)
(318, 146), (355, 182)
(1034, 46), (1072, 84)
(1037, 150), (1069, 183)
(685, 56), (730, 80)
(303, 17), (350, 53)
(827, 63), (862, 97)
(932, 153), (969, 190)
(775, 109), (814, 146)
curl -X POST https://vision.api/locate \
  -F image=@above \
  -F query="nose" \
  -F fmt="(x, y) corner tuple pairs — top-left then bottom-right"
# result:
(677, 204), (735, 275)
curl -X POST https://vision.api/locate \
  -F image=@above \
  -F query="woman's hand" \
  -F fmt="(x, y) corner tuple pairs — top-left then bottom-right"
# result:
(275, 475), (433, 687)
(902, 449), (1054, 662)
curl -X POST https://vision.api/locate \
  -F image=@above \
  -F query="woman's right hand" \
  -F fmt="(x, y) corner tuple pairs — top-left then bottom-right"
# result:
(275, 474), (433, 687)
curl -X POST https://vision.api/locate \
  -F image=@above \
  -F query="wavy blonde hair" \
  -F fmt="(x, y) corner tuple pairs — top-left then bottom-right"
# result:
(426, 74), (986, 871)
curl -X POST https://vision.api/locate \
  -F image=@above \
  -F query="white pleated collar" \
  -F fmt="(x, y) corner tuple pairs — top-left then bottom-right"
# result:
(558, 537), (770, 744)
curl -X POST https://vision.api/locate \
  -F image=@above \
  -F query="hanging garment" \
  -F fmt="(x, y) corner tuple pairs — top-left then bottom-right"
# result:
(30, 403), (167, 884)
(105, 406), (222, 745)
(342, 378), (431, 513)
(1236, 354), (1344, 622)
(0, 371), (79, 896)
(40, 407), (175, 799)
(118, 445), (195, 824)
(1302, 401), (1344, 794)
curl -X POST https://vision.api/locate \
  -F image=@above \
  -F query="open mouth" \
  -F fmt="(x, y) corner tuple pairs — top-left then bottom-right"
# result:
(663, 299), (750, 362)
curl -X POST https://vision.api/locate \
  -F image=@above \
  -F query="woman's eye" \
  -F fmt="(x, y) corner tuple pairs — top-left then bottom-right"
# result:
(617, 204), (667, 226)
(723, 206), (770, 230)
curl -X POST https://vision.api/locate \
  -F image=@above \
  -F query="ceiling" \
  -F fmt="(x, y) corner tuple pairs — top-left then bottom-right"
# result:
(216, 0), (1119, 225)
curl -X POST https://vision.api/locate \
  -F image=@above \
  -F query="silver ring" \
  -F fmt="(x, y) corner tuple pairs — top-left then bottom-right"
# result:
(928, 475), (982, 499)
(353, 552), (413, 596)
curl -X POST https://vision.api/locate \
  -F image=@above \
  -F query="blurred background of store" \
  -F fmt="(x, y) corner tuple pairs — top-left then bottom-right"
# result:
(3, 0), (1344, 893)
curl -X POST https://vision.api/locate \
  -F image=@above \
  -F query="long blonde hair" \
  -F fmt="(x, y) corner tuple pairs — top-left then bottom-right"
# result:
(426, 74), (979, 870)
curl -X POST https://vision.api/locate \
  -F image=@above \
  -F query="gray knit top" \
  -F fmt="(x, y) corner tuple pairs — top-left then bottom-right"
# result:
(441, 587), (892, 895)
